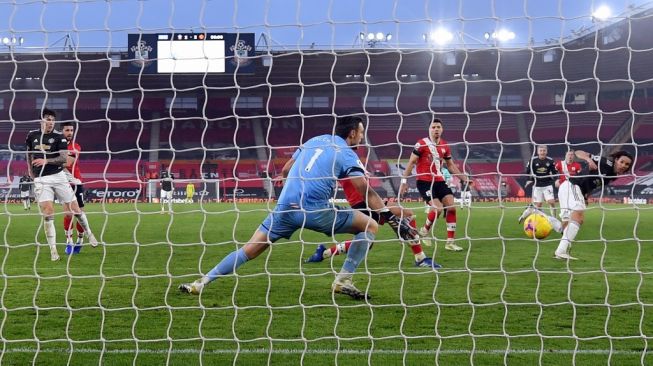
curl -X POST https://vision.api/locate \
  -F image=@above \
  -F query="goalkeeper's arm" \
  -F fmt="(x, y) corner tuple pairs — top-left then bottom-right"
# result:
(350, 175), (417, 240)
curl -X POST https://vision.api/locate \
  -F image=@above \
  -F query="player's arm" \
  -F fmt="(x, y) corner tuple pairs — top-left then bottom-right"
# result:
(32, 149), (67, 167)
(281, 158), (295, 178)
(524, 160), (534, 187)
(445, 157), (472, 188)
(398, 152), (419, 196)
(574, 150), (598, 170)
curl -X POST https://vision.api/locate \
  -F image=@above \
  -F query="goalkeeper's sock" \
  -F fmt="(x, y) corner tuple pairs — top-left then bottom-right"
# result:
(326, 241), (350, 258)
(341, 232), (375, 273)
(556, 220), (580, 254)
(204, 247), (249, 284)
(424, 209), (437, 231)
(446, 209), (456, 240)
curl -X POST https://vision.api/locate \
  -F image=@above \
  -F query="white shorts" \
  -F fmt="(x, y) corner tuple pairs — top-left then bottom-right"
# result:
(33, 171), (75, 204)
(160, 190), (173, 200)
(557, 181), (586, 220)
(532, 185), (555, 203)
(20, 191), (30, 198)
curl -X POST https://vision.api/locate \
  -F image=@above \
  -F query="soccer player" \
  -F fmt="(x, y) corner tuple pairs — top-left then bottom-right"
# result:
(185, 182), (195, 203)
(179, 116), (415, 300)
(524, 145), (558, 216)
(519, 150), (633, 260)
(160, 171), (174, 213)
(554, 150), (582, 227)
(398, 118), (473, 251)
(302, 168), (440, 268)
(60, 121), (95, 255)
(19, 173), (33, 210)
(26, 109), (98, 261)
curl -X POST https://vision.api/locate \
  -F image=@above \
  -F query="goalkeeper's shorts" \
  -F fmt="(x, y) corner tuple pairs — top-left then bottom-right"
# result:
(259, 203), (355, 242)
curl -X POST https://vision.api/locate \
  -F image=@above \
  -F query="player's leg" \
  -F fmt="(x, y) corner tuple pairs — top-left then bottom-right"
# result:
(441, 193), (464, 252)
(179, 205), (295, 294)
(160, 189), (165, 213)
(544, 185), (556, 217)
(167, 191), (173, 213)
(34, 179), (60, 261)
(387, 205), (440, 267)
(59, 183), (98, 247)
(554, 182), (585, 260)
(532, 186), (544, 209)
(331, 210), (377, 300)
(72, 185), (86, 253)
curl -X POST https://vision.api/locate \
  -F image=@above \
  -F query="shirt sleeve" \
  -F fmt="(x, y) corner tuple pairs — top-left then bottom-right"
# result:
(56, 137), (68, 151)
(25, 133), (32, 151)
(443, 144), (452, 160)
(339, 149), (365, 179)
(411, 142), (421, 157)
(291, 148), (302, 160)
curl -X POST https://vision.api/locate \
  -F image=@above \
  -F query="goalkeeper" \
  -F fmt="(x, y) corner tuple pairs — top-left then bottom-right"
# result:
(304, 174), (441, 269)
(179, 116), (415, 300)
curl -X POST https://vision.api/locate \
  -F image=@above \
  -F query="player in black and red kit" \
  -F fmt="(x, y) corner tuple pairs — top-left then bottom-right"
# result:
(524, 145), (558, 216)
(519, 150), (633, 260)
(25, 109), (97, 261)
(399, 118), (473, 252)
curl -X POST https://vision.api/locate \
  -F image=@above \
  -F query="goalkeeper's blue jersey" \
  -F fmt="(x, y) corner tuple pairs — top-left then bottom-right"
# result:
(278, 135), (364, 208)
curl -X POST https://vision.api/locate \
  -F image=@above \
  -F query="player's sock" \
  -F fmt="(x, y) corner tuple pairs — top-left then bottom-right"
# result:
(76, 220), (85, 236)
(44, 216), (57, 252)
(23, 199), (28, 209)
(341, 231), (375, 274)
(423, 209), (437, 231)
(203, 247), (249, 284)
(408, 219), (426, 261)
(326, 240), (351, 259)
(63, 214), (74, 241)
(74, 212), (93, 235)
(446, 209), (456, 240)
(550, 206), (556, 218)
(556, 220), (580, 254)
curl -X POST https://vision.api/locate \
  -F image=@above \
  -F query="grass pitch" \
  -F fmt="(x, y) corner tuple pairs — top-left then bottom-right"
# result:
(0, 202), (652, 365)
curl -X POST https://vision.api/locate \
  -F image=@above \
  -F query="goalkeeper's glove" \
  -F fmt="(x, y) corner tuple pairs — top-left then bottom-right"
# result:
(461, 179), (473, 192)
(380, 209), (418, 241)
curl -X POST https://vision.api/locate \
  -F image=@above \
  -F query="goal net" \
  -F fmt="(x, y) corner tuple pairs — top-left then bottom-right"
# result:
(0, 0), (652, 364)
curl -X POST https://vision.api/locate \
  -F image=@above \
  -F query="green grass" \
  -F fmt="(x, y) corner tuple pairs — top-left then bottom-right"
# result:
(0, 202), (652, 365)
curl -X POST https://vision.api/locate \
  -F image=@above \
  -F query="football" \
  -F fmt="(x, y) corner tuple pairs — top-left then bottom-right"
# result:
(523, 213), (553, 239)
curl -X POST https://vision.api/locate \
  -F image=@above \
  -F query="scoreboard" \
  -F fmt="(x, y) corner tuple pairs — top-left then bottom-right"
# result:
(127, 33), (256, 74)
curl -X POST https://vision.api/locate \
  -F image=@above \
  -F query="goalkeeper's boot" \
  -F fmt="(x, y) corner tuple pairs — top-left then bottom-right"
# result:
(418, 227), (432, 247)
(73, 236), (84, 254)
(415, 257), (442, 269)
(65, 236), (75, 255)
(305, 244), (326, 263)
(517, 204), (537, 224)
(87, 232), (99, 248)
(445, 239), (464, 252)
(179, 280), (204, 295)
(332, 278), (370, 301)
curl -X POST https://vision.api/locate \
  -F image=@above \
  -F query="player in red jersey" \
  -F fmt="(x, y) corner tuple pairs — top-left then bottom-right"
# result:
(305, 176), (440, 268)
(61, 121), (97, 255)
(399, 118), (473, 252)
(554, 150), (582, 227)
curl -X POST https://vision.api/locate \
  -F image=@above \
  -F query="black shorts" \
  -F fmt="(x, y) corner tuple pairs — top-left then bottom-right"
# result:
(71, 184), (85, 208)
(351, 201), (381, 224)
(416, 180), (453, 203)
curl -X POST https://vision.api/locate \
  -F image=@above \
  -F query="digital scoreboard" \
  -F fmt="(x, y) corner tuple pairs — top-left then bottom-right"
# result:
(127, 33), (255, 74)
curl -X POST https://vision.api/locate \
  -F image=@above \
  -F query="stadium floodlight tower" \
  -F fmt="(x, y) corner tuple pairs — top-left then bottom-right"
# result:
(359, 32), (392, 48)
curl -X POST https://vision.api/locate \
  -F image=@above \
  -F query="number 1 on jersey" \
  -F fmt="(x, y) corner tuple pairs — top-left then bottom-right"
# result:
(305, 148), (324, 172)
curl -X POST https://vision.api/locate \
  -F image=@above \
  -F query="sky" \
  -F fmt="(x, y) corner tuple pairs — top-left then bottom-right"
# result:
(0, 0), (651, 51)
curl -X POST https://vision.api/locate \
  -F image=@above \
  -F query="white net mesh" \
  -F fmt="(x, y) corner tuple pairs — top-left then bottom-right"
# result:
(0, 0), (652, 364)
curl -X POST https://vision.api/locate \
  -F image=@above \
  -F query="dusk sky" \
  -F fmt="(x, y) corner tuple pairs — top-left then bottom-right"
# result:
(0, 0), (651, 50)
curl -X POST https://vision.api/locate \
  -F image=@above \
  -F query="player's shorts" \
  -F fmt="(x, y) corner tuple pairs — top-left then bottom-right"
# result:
(71, 184), (85, 208)
(33, 171), (75, 204)
(259, 204), (355, 242)
(416, 180), (453, 203)
(20, 190), (30, 199)
(350, 201), (382, 224)
(557, 181), (586, 217)
(160, 190), (173, 200)
(532, 185), (555, 203)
